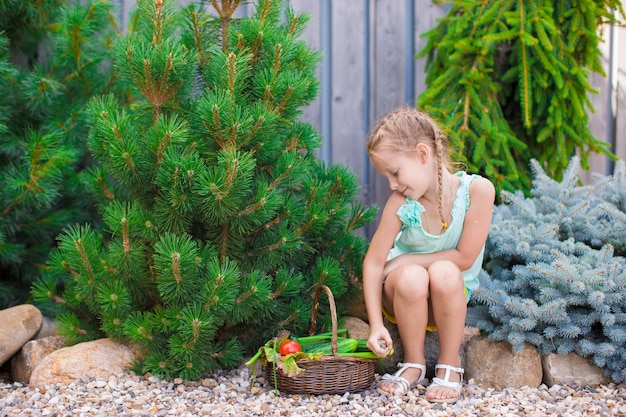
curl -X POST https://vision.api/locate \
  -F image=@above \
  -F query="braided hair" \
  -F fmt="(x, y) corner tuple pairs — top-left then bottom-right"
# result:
(367, 107), (453, 231)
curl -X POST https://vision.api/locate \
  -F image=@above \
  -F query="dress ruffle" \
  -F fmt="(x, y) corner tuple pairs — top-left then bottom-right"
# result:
(396, 198), (424, 226)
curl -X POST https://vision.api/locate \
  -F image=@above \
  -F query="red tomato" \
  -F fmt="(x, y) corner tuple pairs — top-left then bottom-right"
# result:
(279, 340), (302, 355)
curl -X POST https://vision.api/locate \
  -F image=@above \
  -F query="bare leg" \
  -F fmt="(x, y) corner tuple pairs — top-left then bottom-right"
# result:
(378, 264), (430, 395)
(425, 260), (466, 401)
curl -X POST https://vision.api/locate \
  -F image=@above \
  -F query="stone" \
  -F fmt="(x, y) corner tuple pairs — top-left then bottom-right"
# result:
(34, 317), (57, 340)
(29, 338), (136, 388)
(541, 353), (610, 387)
(342, 316), (369, 339)
(462, 327), (480, 344)
(345, 292), (368, 322)
(464, 335), (543, 390)
(11, 335), (66, 383)
(0, 304), (43, 366)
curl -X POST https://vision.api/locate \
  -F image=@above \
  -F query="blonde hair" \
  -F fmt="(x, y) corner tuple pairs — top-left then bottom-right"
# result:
(367, 106), (454, 230)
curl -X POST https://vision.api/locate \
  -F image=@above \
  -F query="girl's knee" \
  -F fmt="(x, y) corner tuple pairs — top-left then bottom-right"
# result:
(428, 260), (459, 274)
(428, 261), (463, 291)
(387, 264), (429, 299)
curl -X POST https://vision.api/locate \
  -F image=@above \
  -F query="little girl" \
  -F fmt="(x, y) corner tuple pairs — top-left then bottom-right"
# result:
(363, 107), (495, 403)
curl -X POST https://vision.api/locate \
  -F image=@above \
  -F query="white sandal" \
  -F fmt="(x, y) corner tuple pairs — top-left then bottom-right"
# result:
(425, 364), (464, 404)
(376, 362), (428, 396)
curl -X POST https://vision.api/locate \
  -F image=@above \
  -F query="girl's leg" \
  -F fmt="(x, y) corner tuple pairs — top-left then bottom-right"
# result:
(378, 264), (430, 395)
(426, 260), (466, 401)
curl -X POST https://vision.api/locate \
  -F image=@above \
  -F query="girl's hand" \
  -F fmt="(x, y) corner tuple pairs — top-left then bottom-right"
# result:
(367, 326), (393, 357)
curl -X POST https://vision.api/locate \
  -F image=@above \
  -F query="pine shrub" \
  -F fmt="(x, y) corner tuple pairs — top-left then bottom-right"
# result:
(33, 0), (375, 380)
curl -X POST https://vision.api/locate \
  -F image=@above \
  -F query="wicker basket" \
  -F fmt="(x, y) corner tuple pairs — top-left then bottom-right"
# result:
(265, 285), (376, 395)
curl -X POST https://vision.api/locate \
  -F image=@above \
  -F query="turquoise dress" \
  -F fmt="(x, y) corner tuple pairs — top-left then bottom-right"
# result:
(387, 171), (483, 301)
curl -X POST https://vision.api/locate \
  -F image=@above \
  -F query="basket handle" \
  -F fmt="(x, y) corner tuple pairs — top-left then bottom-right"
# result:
(308, 285), (339, 356)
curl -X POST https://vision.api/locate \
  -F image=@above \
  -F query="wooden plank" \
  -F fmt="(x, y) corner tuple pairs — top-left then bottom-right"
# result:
(413, 0), (447, 100)
(330, 0), (368, 193)
(614, 25), (626, 165)
(585, 22), (626, 179)
(585, 38), (612, 180)
(290, 0), (322, 131)
(370, 0), (408, 120)
(585, 80), (610, 179)
(369, 0), (410, 230)
(121, 0), (136, 31)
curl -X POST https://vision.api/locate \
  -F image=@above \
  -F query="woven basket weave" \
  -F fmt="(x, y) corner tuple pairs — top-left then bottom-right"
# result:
(265, 285), (376, 395)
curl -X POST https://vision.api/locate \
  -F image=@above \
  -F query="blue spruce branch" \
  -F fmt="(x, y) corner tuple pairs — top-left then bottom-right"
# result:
(468, 157), (626, 383)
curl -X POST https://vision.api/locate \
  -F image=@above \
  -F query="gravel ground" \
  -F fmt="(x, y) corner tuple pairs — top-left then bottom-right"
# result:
(1, 367), (625, 417)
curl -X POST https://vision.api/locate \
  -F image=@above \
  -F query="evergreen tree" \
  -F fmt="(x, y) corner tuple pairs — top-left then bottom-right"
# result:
(0, 0), (124, 308)
(33, 0), (375, 380)
(468, 157), (626, 383)
(418, 1), (624, 194)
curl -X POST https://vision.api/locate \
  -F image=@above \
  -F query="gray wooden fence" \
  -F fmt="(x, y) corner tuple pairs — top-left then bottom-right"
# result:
(115, 1), (626, 232)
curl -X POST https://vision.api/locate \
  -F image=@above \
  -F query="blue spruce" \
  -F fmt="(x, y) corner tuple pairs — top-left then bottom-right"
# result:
(468, 156), (626, 383)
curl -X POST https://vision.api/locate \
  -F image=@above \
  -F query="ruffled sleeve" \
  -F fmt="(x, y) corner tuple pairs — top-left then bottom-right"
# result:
(455, 172), (474, 214)
(396, 199), (424, 226)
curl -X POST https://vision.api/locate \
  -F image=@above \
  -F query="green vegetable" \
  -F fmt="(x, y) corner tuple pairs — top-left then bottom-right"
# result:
(295, 328), (348, 343)
(340, 347), (395, 359)
(300, 337), (359, 355)
(356, 338), (369, 352)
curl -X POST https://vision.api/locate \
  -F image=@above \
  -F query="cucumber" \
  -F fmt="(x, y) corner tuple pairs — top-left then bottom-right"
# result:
(296, 328), (349, 343)
(355, 338), (369, 351)
(301, 337), (359, 355)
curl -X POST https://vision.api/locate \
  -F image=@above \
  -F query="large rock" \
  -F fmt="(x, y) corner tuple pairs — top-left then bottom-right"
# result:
(0, 304), (43, 366)
(343, 316), (370, 339)
(34, 317), (57, 340)
(345, 293), (368, 322)
(29, 338), (136, 388)
(542, 353), (610, 387)
(465, 335), (543, 389)
(11, 335), (66, 383)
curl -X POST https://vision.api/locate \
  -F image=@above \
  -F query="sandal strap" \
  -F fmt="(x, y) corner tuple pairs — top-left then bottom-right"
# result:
(396, 362), (427, 376)
(379, 362), (428, 395)
(434, 363), (464, 383)
(430, 376), (462, 392)
(396, 362), (428, 384)
(380, 373), (410, 393)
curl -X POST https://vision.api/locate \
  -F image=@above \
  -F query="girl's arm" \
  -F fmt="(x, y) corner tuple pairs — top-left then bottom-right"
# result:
(362, 192), (404, 355)
(383, 176), (495, 276)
